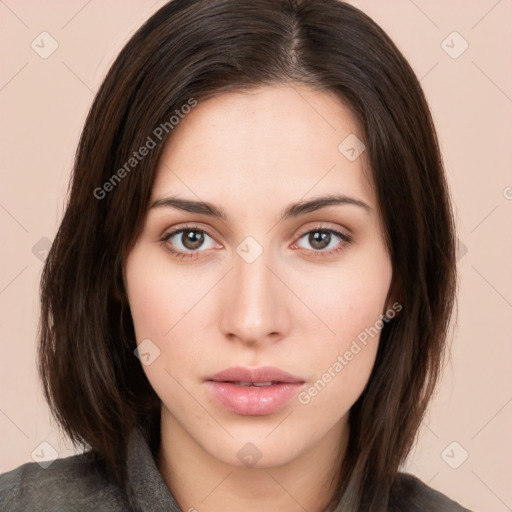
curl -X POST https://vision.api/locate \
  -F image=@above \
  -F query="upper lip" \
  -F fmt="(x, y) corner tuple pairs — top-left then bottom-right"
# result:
(207, 366), (304, 384)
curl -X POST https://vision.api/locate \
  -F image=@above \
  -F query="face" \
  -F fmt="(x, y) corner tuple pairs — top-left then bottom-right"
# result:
(124, 84), (394, 471)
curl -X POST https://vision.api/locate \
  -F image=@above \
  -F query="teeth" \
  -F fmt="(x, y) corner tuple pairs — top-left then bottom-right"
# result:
(232, 381), (277, 387)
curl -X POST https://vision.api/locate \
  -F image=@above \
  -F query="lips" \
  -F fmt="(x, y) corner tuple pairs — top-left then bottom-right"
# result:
(205, 366), (305, 416)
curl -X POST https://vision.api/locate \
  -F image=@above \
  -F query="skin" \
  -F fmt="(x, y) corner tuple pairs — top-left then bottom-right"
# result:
(124, 84), (394, 512)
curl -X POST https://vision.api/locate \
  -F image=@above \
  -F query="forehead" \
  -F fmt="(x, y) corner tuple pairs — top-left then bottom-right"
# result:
(151, 85), (375, 213)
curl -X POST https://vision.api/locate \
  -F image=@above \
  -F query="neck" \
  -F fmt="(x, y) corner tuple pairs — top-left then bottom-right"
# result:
(157, 407), (350, 512)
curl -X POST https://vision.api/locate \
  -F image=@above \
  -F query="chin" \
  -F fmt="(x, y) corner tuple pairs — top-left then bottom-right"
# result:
(202, 428), (310, 470)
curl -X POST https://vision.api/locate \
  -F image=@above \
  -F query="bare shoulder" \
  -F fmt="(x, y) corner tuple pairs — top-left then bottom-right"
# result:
(0, 451), (130, 512)
(389, 472), (476, 512)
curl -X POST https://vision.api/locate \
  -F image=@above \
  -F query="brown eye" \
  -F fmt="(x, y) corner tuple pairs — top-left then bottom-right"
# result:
(180, 229), (205, 250)
(295, 227), (351, 256)
(161, 226), (218, 259)
(307, 231), (332, 250)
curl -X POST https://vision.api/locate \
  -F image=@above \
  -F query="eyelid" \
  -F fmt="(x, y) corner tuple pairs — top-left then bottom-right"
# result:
(294, 223), (352, 242)
(161, 221), (351, 242)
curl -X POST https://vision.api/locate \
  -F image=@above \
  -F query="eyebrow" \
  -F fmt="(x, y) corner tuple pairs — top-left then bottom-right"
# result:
(149, 194), (372, 221)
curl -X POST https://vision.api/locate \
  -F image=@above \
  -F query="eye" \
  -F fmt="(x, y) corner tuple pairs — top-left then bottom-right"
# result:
(293, 226), (352, 257)
(160, 225), (220, 260)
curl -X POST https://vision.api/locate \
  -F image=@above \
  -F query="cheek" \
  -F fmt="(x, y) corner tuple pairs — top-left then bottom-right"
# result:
(295, 283), (385, 421)
(124, 247), (212, 389)
(292, 251), (391, 410)
(125, 245), (210, 341)
(294, 252), (392, 352)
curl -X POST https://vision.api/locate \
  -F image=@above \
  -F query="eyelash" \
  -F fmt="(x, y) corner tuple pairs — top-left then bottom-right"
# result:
(159, 224), (352, 261)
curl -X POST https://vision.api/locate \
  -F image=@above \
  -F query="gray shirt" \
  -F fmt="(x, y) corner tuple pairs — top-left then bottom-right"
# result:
(0, 426), (475, 511)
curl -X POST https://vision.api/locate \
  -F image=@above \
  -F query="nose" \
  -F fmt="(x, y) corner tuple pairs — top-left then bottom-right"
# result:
(219, 248), (290, 348)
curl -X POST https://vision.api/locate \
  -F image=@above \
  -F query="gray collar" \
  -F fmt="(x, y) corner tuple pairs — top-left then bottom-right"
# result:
(126, 426), (182, 512)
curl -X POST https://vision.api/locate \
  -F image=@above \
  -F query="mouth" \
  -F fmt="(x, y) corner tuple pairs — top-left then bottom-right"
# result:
(205, 366), (305, 416)
(206, 365), (304, 385)
(224, 381), (284, 387)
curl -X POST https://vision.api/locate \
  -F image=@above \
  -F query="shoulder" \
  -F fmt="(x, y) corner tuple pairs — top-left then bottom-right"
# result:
(0, 451), (131, 512)
(389, 472), (475, 512)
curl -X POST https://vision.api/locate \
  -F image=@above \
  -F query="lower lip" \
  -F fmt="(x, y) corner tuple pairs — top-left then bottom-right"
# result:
(206, 381), (303, 416)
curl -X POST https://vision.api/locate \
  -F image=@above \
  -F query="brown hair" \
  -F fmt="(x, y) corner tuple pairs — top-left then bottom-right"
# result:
(38, 0), (457, 510)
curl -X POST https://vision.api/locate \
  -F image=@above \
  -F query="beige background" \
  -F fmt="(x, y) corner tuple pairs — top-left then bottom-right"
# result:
(1, 1), (511, 510)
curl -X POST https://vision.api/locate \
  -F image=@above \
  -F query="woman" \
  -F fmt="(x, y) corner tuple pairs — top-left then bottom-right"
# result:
(0, 0), (474, 510)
